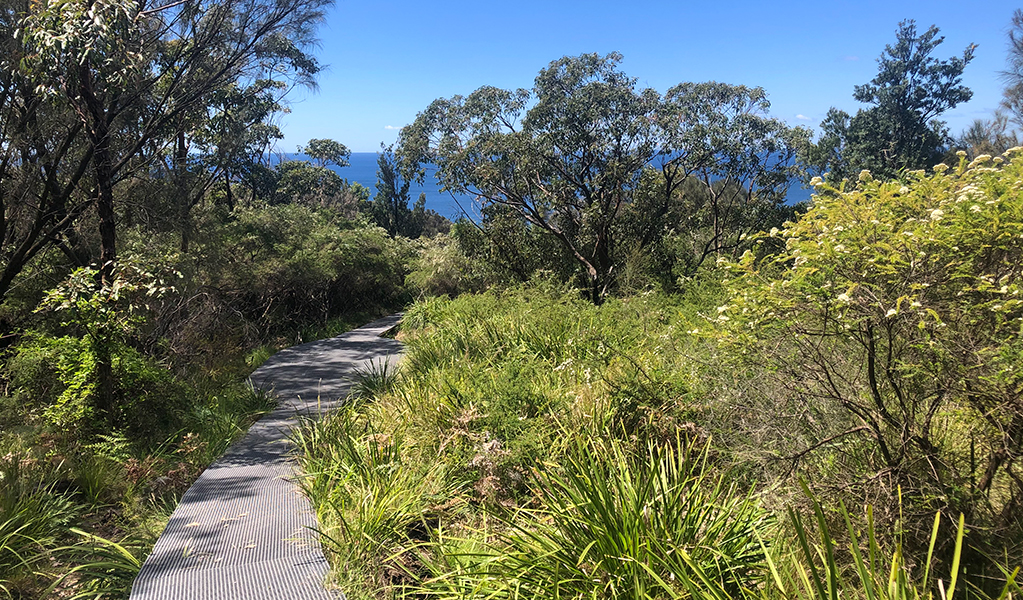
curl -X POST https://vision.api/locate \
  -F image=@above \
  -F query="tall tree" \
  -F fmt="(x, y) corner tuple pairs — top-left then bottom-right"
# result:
(400, 53), (657, 303)
(399, 53), (801, 302)
(1001, 9), (1023, 129)
(0, 0), (95, 316)
(300, 138), (350, 168)
(20, 0), (330, 281)
(372, 145), (413, 237)
(803, 21), (975, 181)
(11, 0), (330, 420)
(650, 82), (806, 270)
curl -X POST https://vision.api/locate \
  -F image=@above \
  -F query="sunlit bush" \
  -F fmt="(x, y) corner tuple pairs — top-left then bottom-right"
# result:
(721, 151), (1023, 557)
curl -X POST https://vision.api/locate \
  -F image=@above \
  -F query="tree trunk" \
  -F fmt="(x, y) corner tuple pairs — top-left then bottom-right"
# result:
(94, 133), (117, 423)
(81, 60), (117, 422)
(224, 171), (235, 210)
(176, 129), (191, 253)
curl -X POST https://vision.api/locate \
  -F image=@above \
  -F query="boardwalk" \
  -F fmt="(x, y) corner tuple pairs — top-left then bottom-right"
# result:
(129, 315), (404, 600)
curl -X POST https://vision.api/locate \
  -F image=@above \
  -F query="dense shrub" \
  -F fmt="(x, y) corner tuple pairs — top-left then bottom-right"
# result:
(720, 151), (1023, 559)
(7, 334), (189, 446)
(297, 282), (1023, 600)
(196, 204), (411, 336)
(294, 287), (724, 598)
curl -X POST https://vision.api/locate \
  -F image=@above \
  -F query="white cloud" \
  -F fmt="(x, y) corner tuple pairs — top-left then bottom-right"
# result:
(843, 55), (860, 62)
(384, 125), (401, 130)
(796, 114), (811, 121)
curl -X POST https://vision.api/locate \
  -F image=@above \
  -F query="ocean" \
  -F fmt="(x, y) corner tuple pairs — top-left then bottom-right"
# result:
(286, 152), (477, 220)
(284, 152), (813, 221)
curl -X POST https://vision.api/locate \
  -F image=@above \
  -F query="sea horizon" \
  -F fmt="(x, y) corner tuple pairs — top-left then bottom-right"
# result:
(280, 152), (813, 222)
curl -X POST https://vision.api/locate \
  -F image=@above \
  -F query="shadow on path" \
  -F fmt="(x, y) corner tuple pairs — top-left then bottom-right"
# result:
(129, 314), (404, 600)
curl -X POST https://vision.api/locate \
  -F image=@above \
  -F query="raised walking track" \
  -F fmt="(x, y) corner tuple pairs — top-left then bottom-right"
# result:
(129, 314), (404, 600)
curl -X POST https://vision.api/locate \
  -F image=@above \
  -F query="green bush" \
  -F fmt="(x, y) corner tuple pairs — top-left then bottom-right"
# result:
(199, 204), (412, 336)
(720, 151), (1023, 558)
(7, 333), (188, 446)
(405, 233), (475, 298)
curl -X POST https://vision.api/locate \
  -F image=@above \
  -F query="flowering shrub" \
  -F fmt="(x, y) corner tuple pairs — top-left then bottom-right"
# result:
(721, 151), (1023, 552)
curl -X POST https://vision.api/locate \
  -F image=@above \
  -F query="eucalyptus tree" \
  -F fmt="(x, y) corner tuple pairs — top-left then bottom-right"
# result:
(399, 53), (802, 302)
(0, 0), (95, 315)
(7, 0), (330, 419)
(300, 138), (351, 168)
(19, 0), (330, 281)
(190, 79), (287, 212)
(642, 82), (805, 275)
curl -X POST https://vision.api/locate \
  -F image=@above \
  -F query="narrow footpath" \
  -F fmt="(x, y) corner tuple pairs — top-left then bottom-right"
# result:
(129, 314), (404, 600)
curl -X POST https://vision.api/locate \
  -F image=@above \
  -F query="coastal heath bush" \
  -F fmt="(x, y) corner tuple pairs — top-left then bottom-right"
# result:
(718, 151), (1023, 560)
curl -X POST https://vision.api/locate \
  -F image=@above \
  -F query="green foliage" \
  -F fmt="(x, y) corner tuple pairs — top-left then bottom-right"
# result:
(350, 359), (402, 401)
(1001, 10), (1023, 129)
(455, 206), (577, 290)
(8, 333), (189, 443)
(300, 138), (351, 168)
(399, 53), (801, 303)
(371, 146), (415, 237)
(273, 159), (371, 215)
(0, 362), (276, 596)
(623, 173), (803, 291)
(2, 0), (331, 306)
(0, 451), (78, 597)
(292, 403), (449, 594)
(296, 287), (719, 597)
(296, 283), (1023, 600)
(203, 204), (411, 335)
(274, 161), (348, 207)
(415, 439), (770, 600)
(51, 529), (143, 600)
(368, 147), (451, 240)
(181, 384), (277, 465)
(721, 151), (1023, 554)
(761, 490), (1023, 600)
(405, 233), (477, 298)
(958, 115), (1019, 159)
(804, 21), (975, 181)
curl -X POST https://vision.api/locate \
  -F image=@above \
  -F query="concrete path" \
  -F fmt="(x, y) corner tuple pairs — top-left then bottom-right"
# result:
(129, 314), (404, 600)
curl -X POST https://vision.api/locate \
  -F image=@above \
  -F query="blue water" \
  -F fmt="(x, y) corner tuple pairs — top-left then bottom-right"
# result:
(286, 152), (478, 220)
(283, 152), (812, 221)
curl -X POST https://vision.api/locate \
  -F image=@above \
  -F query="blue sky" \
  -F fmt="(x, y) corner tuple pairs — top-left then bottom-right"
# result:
(280, 0), (1020, 153)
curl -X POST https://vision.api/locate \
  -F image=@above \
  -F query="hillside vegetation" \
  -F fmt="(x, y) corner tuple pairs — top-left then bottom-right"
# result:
(296, 153), (1023, 599)
(2, 2), (1022, 597)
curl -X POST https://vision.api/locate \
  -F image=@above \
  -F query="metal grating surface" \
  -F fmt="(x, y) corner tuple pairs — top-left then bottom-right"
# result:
(130, 314), (404, 600)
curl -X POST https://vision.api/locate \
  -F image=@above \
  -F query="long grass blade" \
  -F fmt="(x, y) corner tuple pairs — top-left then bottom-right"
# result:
(946, 514), (965, 600)
(922, 511), (941, 591)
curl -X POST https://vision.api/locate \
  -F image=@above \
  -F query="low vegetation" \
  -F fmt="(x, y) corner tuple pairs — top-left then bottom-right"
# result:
(295, 152), (1023, 600)
(0, 201), (412, 597)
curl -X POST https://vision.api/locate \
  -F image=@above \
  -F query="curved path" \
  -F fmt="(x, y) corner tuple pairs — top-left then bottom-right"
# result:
(129, 314), (404, 600)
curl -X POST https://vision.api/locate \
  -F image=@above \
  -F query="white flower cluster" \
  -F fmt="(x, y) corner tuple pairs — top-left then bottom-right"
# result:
(968, 155), (992, 169)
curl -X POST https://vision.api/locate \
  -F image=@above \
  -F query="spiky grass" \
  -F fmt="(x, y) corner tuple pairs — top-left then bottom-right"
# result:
(760, 489), (1023, 600)
(49, 529), (143, 600)
(412, 437), (770, 600)
(350, 358), (402, 401)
